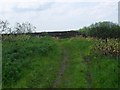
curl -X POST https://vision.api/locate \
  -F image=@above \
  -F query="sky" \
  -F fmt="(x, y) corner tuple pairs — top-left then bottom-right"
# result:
(0, 0), (119, 32)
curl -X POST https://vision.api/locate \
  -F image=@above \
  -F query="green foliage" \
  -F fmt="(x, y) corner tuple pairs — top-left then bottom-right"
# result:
(79, 21), (120, 38)
(2, 36), (59, 87)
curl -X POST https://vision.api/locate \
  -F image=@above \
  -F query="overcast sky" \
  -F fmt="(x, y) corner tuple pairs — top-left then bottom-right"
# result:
(0, 0), (119, 32)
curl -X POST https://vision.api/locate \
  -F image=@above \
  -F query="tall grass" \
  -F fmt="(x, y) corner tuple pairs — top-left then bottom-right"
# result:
(2, 35), (61, 88)
(2, 35), (119, 88)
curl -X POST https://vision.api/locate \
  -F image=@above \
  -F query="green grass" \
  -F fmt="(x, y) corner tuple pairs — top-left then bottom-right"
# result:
(14, 55), (61, 88)
(2, 35), (119, 88)
(2, 36), (62, 88)
(89, 56), (118, 88)
(57, 37), (93, 88)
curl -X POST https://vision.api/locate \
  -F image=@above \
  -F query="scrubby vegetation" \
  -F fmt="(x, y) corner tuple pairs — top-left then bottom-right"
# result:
(93, 39), (120, 57)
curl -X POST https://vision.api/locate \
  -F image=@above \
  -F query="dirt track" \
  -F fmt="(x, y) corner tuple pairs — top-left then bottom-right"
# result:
(53, 48), (69, 88)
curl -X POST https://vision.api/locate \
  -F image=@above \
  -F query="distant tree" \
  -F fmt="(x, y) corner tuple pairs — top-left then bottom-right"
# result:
(79, 21), (120, 39)
(93, 22), (120, 39)
(0, 20), (36, 34)
(14, 22), (36, 34)
(0, 20), (11, 34)
(79, 27), (89, 37)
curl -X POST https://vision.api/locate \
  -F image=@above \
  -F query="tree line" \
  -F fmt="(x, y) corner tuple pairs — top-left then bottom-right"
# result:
(79, 21), (120, 39)
(0, 20), (36, 34)
(1, 20), (120, 39)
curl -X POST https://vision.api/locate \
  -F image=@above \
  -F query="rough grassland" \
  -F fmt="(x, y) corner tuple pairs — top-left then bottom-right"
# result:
(2, 36), (119, 88)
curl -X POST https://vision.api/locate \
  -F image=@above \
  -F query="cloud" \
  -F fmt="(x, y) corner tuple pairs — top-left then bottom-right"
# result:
(0, 0), (54, 13)
(0, 0), (119, 31)
(12, 2), (55, 12)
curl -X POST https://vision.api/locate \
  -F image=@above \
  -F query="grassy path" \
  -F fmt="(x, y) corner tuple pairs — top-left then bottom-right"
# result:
(54, 38), (119, 88)
(53, 48), (69, 88)
(55, 38), (92, 88)
(53, 38), (92, 88)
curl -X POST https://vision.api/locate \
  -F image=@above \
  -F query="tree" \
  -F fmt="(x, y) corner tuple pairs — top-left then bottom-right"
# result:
(79, 21), (120, 39)
(14, 22), (36, 34)
(0, 20), (36, 34)
(0, 20), (11, 34)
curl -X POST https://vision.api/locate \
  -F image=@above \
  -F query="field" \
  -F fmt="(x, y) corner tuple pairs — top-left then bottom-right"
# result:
(2, 35), (119, 88)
